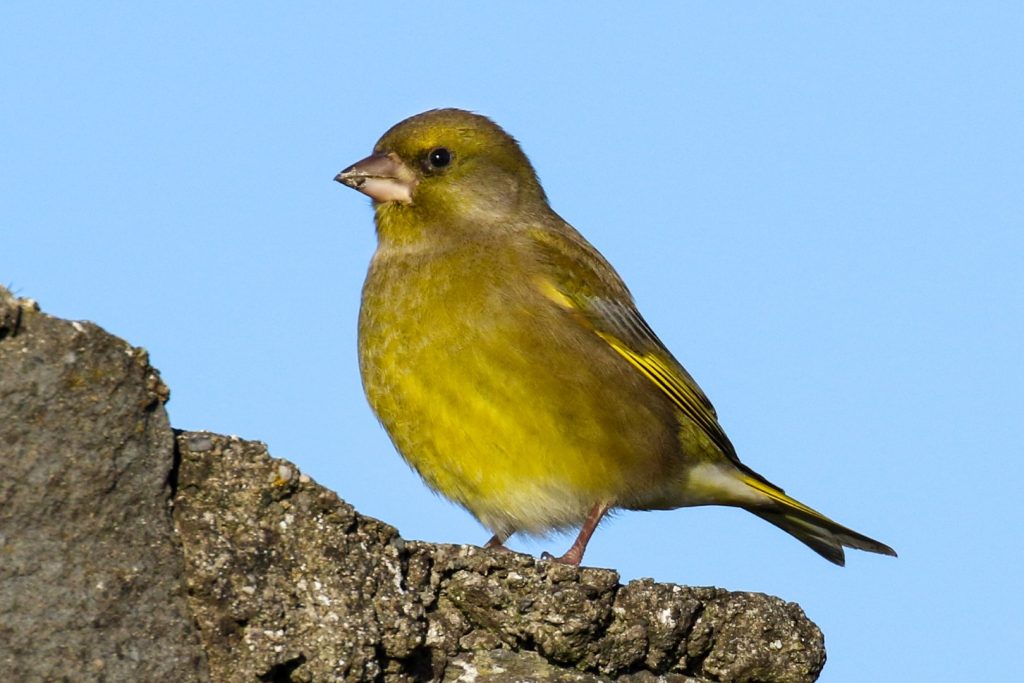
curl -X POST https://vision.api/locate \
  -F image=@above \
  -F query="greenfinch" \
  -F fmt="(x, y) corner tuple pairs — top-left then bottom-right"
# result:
(335, 108), (896, 567)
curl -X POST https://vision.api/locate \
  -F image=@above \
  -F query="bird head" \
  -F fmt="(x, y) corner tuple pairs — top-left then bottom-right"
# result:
(336, 109), (548, 238)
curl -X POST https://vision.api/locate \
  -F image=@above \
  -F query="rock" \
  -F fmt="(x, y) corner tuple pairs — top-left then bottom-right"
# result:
(0, 285), (826, 682)
(0, 287), (209, 682)
(174, 433), (823, 682)
(174, 431), (421, 682)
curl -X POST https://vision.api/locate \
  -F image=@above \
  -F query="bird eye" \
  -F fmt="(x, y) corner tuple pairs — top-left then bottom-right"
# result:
(427, 147), (452, 169)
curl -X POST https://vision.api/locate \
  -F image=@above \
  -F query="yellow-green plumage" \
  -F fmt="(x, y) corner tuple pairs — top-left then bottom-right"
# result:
(337, 108), (896, 566)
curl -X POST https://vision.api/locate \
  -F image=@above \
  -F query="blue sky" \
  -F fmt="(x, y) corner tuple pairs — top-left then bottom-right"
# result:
(3, 3), (1021, 680)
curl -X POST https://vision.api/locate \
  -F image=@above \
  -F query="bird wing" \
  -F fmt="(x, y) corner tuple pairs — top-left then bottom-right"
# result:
(527, 225), (741, 463)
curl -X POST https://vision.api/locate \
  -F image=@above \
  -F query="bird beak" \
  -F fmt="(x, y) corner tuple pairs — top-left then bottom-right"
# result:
(334, 152), (417, 204)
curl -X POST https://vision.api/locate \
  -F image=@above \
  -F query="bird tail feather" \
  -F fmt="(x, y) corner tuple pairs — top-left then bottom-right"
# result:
(740, 474), (897, 566)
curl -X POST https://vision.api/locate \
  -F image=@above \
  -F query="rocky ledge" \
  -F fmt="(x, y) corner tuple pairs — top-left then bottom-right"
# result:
(0, 286), (824, 682)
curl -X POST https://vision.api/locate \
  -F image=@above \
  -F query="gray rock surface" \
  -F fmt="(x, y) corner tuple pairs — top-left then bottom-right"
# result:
(0, 288), (209, 682)
(0, 285), (825, 682)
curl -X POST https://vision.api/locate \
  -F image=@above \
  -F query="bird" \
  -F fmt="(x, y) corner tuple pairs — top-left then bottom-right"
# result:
(335, 108), (896, 567)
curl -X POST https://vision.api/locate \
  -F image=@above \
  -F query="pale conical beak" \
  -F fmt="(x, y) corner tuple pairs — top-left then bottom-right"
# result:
(334, 152), (417, 204)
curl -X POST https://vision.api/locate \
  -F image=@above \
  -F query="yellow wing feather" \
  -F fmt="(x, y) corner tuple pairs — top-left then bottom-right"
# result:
(594, 331), (736, 459)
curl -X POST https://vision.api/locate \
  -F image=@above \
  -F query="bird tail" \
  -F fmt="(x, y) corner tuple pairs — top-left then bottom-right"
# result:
(739, 473), (897, 566)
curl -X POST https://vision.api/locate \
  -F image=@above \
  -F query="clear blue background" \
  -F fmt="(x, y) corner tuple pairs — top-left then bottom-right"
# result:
(3, 4), (1021, 680)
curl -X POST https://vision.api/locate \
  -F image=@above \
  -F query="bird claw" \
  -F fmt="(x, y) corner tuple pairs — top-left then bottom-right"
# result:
(540, 549), (582, 565)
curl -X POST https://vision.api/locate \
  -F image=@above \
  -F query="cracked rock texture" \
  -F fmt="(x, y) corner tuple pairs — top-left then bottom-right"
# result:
(0, 286), (825, 682)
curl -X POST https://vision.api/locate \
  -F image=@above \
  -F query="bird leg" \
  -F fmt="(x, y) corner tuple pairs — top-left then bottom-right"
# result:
(484, 532), (511, 552)
(543, 502), (610, 566)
